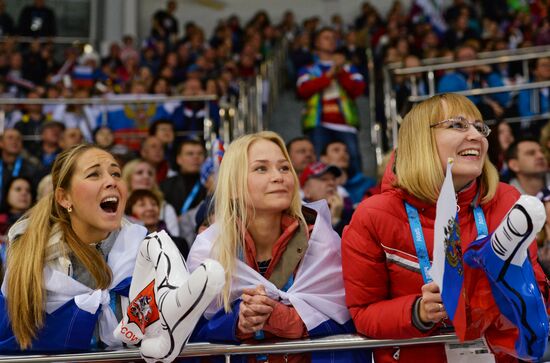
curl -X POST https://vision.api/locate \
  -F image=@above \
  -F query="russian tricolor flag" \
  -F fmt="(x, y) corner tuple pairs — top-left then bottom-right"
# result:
(430, 159), (468, 338)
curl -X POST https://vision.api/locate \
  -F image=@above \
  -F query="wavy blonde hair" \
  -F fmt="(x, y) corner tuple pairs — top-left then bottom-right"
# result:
(6, 144), (114, 349)
(395, 93), (499, 204)
(213, 131), (305, 311)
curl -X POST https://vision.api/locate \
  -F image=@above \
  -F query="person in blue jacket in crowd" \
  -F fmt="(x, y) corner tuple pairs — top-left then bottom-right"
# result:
(517, 57), (550, 136)
(438, 44), (510, 120)
(187, 131), (368, 362)
(0, 144), (147, 352)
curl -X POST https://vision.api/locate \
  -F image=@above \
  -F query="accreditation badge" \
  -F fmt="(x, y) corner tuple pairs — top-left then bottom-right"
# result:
(444, 338), (496, 362)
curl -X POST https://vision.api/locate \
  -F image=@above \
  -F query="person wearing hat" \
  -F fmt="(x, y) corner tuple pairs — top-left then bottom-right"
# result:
(536, 186), (550, 277)
(299, 161), (354, 236)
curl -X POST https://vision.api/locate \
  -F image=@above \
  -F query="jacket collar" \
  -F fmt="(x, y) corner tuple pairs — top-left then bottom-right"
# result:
(381, 152), (481, 219)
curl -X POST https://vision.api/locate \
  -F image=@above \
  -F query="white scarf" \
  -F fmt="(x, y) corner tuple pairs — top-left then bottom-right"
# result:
(2, 220), (147, 347)
(187, 200), (350, 331)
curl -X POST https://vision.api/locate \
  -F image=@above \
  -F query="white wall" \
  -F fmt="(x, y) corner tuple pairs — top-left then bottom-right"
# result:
(137, 0), (415, 40)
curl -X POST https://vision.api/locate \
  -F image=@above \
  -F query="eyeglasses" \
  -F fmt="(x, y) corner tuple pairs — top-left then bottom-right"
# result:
(430, 116), (491, 137)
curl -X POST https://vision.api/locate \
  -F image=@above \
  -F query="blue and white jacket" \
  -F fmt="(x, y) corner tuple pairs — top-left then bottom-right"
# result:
(0, 219), (147, 352)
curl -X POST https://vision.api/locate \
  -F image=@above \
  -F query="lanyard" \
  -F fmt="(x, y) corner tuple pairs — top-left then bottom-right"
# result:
(404, 201), (487, 283)
(0, 157), (22, 195)
(180, 180), (201, 214)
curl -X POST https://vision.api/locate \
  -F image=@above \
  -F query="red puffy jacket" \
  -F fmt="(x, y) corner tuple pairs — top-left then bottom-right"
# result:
(342, 167), (549, 363)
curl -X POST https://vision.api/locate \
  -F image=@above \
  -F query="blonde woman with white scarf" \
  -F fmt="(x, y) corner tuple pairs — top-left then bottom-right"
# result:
(188, 131), (369, 363)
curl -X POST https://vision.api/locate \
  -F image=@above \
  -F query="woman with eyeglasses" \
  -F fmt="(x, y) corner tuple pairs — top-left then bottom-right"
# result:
(341, 93), (548, 362)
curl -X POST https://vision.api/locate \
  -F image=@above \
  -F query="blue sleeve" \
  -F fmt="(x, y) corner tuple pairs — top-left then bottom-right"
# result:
(170, 105), (184, 131)
(209, 102), (221, 130)
(190, 299), (241, 344)
(486, 73), (510, 106)
(152, 105), (170, 122)
(0, 293), (19, 352)
(518, 89), (534, 117)
(437, 73), (467, 93)
(308, 319), (356, 338)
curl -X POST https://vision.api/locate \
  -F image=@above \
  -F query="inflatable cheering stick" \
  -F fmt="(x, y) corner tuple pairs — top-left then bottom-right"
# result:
(464, 195), (549, 360)
(114, 230), (225, 363)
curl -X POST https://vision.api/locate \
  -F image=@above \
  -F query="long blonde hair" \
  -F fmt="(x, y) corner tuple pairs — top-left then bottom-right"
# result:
(6, 144), (113, 349)
(213, 131), (305, 311)
(395, 93), (499, 204)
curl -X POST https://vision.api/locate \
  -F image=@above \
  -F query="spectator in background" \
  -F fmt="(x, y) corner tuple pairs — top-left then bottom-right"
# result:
(5, 52), (30, 97)
(300, 161), (353, 236)
(289, 31), (313, 83)
(59, 127), (83, 150)
(122, 158), (179, 237)
(171, 78), (219, 141)
(0, 129), (40, 209)
(140, 136), (174, 184)
(320, 140), (376, 206)
(14, 89), (48, 156)
(101, 42), (122, 74)
(506, 138), (549, 196)
(36, 121), (64, 172)
(151, 0), (179, 48)
(52, 87), (99, 142)
(0, 177), (33, 236)
(442, 12), (479, 50)
(487, 120), (515, 179)
(395, 55), (428, 117)
(125, 189), (187, 257)
(17, 0), (56, 37)
(149, 76), (171, 95)
(297, 27), (365, 177)
(438, 44), (509, 120)
(36, 173), (52, 201)
(286, 136), (316, 175)
(160, 139), (207, 216)
(340, 29), (368, 83)
(149, 119), (177, 169)
(0, 0), (14, 36)
(518, 57), (550, 136)
(22, 39), (51, 85)
(93, 125), (133, 163)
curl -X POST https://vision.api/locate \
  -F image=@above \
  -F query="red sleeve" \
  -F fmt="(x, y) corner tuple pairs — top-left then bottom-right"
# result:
(262, 302), (308, 339)
(337, 69), (365, 98)
(341, 204), (434, 339)
(529, 241), (550, 307)
(296, 74), (332, 99)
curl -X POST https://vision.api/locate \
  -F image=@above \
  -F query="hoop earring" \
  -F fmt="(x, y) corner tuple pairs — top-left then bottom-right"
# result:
(67, 206), (72, 213)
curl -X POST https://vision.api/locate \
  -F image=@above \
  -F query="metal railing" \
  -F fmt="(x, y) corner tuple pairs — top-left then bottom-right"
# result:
(383, 45), (550, 148)
(232, 37), (289, 140)
(0, 94), (225, 160)
(0, 333), (460, 362)
(0, 36), (91, 45)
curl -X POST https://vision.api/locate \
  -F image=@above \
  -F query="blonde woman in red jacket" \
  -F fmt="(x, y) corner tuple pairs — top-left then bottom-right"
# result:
(342, 93), (549, 362)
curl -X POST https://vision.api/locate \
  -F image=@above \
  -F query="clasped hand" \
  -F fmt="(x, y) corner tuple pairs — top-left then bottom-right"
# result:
(237, 285), (278, 334)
